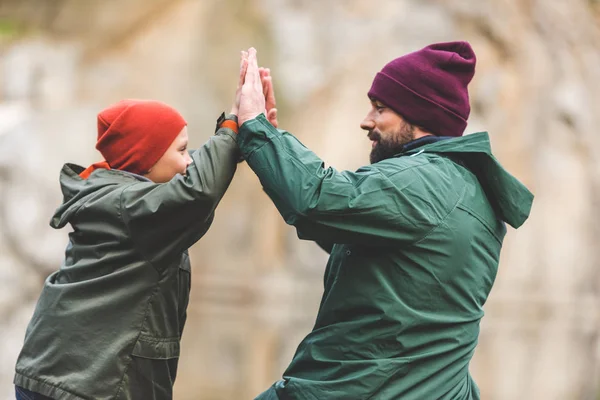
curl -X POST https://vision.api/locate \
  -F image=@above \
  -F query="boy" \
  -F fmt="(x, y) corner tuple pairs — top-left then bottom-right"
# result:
(13, 57), (247, 400)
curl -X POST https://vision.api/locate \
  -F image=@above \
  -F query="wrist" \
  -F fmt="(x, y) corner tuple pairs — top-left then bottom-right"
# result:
(216, 112), (239, 134)
(238, 112), (262, 127)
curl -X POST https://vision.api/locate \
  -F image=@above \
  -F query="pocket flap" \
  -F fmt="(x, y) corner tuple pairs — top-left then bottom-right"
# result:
(179, 252), (191, 272)
(132, 335), (180, 360)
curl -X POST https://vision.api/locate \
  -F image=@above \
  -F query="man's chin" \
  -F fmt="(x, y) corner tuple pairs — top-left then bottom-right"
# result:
(369, 148), (382, 164)
(369, 143), (404, 164)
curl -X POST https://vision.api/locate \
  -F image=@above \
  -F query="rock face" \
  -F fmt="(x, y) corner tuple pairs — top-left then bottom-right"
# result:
(0, 1), (599, 399)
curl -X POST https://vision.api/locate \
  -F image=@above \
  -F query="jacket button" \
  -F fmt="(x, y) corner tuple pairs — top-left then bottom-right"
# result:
(346, 250), (351, 256)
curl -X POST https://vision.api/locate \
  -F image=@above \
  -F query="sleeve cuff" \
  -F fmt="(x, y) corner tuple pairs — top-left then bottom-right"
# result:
(238, 113), (278, 158)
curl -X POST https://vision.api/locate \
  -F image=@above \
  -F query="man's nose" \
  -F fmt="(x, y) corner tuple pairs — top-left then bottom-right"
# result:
(360, 114), (374, 131)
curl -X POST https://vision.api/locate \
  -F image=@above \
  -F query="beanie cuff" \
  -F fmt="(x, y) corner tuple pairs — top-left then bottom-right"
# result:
(367, 73), (467, 137)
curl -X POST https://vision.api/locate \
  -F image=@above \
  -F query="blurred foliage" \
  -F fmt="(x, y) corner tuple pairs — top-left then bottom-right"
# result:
(0, 19), (23, 37)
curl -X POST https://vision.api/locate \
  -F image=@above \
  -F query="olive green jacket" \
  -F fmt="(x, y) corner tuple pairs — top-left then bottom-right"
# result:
(240, 115), (533, 400)
(14, 128), (238, 400)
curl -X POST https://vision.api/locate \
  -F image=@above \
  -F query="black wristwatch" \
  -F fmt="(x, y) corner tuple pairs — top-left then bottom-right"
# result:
(216, 112), (239, 134)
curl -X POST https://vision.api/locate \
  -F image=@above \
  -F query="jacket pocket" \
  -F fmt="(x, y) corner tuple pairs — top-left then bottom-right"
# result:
(126, 336), (179, 399)
(131, 335), (180, 360)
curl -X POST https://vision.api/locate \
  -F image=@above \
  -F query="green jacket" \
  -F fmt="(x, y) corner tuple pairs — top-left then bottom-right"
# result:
(14, 128), (239, 400)
(239, 115), (533, 400)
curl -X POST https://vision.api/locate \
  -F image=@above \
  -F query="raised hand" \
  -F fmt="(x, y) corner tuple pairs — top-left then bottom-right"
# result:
(259, 67), (278, 128)
(238, 48), (266, 126)
(230, 50), (249, 116)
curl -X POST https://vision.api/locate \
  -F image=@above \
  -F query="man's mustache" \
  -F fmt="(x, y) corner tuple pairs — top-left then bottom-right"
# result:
(367, 131), (381, 141)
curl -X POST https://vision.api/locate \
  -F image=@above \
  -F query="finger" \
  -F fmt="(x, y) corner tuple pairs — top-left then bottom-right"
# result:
(259, 68), (270, 95)
(261, 74), (269, 96)
(241, 51), (248, 71)
(263, 69), (274, 105)
(239, 60), (248, 88)
(242, 57), (249, 76)
(263, 76), (272, 100)
(245, 47), (261, 87)
(238, 52), (248, 87)
(267, 108), (278, 128)
(264, 76), (276, 109)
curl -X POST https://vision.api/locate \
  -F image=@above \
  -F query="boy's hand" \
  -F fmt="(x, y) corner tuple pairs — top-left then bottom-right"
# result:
(230, 51), (249, 116)
(259, 67), (278, 128)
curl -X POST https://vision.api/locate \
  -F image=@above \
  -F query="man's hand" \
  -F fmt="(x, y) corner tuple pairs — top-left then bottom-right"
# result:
(238, 48), (267, 126)
(230, 50), (249, 116)
(259, 67), (278, 128)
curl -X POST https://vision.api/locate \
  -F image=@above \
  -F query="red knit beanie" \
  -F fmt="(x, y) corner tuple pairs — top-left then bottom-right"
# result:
(367, 41), (476, 137)
(96, 99), (187, 175)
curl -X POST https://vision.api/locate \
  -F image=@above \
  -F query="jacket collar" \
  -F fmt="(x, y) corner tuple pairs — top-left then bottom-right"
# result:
(400, 135), (453, 153)
(396, 132), (534, 229)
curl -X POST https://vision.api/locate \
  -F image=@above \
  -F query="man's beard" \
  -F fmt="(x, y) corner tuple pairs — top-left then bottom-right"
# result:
(369, 122), (416, 164)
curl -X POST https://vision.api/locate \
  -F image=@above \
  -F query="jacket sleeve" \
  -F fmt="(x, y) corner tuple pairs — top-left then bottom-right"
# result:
(238, 114), (440, 246)
(120, 129), (239, 265)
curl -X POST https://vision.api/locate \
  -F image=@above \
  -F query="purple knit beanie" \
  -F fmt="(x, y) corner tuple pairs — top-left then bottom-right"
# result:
(367, 41), (476, 137)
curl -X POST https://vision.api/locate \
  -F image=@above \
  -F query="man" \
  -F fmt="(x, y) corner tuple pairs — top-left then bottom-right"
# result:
(239, 43), (533, 400)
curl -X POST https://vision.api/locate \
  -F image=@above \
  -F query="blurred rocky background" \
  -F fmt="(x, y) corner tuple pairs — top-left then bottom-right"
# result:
(0, 0), (599, 399)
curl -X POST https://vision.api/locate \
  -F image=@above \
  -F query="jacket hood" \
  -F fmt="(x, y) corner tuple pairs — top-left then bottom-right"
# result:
(50, 164), (141, 229)
(403, 132), (534, 229)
